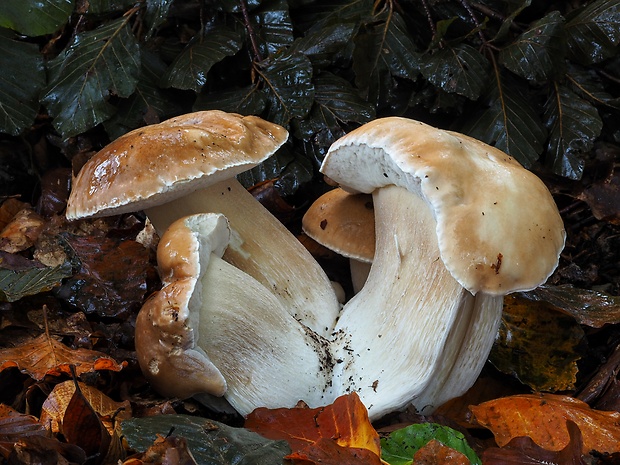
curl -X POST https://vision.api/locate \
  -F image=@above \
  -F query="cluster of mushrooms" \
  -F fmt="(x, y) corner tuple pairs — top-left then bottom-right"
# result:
(66, 111), (565, 420)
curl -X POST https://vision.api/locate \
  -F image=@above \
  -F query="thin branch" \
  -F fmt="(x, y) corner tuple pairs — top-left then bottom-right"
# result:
(239, 0), (262, 62)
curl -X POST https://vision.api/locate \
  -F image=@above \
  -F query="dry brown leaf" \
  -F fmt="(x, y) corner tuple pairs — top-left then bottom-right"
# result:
(245, 393), (382, 465)
(0, 332), (126, 380)
(469, 393), (620, 454)
(0, 208), (46, 253)
(40, 380), (131, 435)
(0, 404), (45, 441)
(0, 199), (30, 231)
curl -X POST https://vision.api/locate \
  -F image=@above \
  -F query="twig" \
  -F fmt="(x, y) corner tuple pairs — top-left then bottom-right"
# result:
(239, 0), (262, 62)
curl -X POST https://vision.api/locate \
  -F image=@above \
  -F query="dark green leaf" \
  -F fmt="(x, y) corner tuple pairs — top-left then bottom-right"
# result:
(40, 16), (140, 138)
(0, 0), (73, 36)
(291, 22), (357, 68)
(421, 43), (490, 99)
(461, 74), (545, 168)
(313, 72), (374, 125)
(565, 0), (620, 64)
(491, 0), (532, 42)
(252, 0), (294, 56)
(0, 32), (45, 136)
(216, 0), (261, 14)
(0, 263), (73, 303)
(499, 10), (566, 81)
(161, 24), (243, 92)
(566, 64), (620, 109)
(142, 0), (175, 40)
(544, 84), (602, 179)
(380, 423), (481, 465)
(84, 0), (135, 14)
(194, 85), (267, 115)
(303, 0), (373, 33)
(257, 51), (314, 125)
(121, 414), (290, 465)
(104, 50), (182, 139)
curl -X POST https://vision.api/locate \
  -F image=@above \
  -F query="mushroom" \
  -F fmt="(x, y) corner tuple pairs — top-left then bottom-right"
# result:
(66, 110), (341, 337)
(321, 117), (565, 419)
(135, 213), (333, 414)
(302, 187), (375, 293)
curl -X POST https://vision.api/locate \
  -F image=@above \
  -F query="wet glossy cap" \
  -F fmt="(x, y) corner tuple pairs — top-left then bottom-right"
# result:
(66, 111), (288, 220)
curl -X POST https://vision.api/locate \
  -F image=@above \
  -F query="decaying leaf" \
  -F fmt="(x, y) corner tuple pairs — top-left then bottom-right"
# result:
(0, 404), (45, 441)
(490, 294), (585, 391)
(0, 208), (45, 254)
(482, 420), (587, 465)
(123, 435), (198, 465)
(469, 393), (620, 454)
(40, 380), (131, 436)
(245, 393), (382, 465)
(413, 439), (472, 465)
(0, 332), (125, 380)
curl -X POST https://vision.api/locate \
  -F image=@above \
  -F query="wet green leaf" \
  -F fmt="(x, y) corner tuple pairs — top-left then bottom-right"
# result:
(84, 0), (135, 14)
(0, 263), (73, 303)
(257, 51), (314, 125)
(381, 423), (481, 465)
(0, 31), (46, 136)
(461, 74), (545, 168)
(142, 0), (175, 40)
(292, 22), (357, 68)
(491, 0), (532, 42)
(490, 294), (585, 392)
(565, 0), (620, 64)
(161, 24), (243, 92)
(40, 16), (140, 138)
(313, 72), (375, 125)
(567, 64), (620, 109)
(122, 414), (290, 464)
(252, 0), (294, 56)
(0, 0), (73, 36)
(421, 43), (490, 100)
(544, 83), (602, 179)
(499, 10), (566, 82)
(194, 85), (267, 115)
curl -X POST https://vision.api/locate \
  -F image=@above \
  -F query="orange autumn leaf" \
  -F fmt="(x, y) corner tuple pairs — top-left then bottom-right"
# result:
(469, 393), (620, 454)
(0, 333), (125, 380)
(414, 439), (471, 465)
(245, 393), (382, 465)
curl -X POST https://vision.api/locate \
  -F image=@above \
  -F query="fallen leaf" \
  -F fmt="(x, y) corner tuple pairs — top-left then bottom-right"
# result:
(414, 439), (471, 465)
(380, 423), (481, 465)
(124, 435), (198, 465)
(490, 294), (585, 391)
(0, 332), (126, 380)
(482, 421), (587, 465)
(245, 393), (382, 465)
(6, 435), (87, 465)
(518, 285), (620, 328)
(0, 404), (45, 441)
(0, 199), (30, 231)
(0, 208), (46, 253)
(469, 393), (620, 454)
(40, 380), (131, 435)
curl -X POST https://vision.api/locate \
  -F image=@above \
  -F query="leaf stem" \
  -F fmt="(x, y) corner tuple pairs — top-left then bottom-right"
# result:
(239, 0), (262, 62)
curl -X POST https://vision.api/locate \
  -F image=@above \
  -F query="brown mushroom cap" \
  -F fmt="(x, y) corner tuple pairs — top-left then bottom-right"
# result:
(66, 110), (288, 220)
(135, 213), (230, 398)
(302, 188), (375, 263)
(322, 117), (566, 295)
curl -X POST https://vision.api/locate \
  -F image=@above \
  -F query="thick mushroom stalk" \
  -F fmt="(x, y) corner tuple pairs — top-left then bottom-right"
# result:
(66, 111), (341, 337)
(321, 117), (565, 418)
(136, 213), (334, 414)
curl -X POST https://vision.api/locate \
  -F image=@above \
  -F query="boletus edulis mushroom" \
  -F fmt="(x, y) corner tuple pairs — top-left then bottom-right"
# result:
(321, 117), (565, 418)
(66, 110), (341, 337)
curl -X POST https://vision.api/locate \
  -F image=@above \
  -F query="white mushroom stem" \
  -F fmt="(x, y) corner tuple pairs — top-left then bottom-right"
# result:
(330, 185), (503, 420)
(196, 253), (333, 415)
(145, 178), (341, 338)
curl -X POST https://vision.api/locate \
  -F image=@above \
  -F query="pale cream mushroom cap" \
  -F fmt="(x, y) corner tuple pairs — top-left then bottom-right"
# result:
(66, 110), (288, 220)
(135, 213), (230, 398)
(302, 187), (375, 263)
(322, 117), (566, 295)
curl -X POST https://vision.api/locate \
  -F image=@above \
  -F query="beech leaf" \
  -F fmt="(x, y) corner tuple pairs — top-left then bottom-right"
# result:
(0, 404), (46, 441)
(252, 0), (294, 56)
(544, 83), (602, 180)
(245, 393), (382, 465)
(160, 24), (243, 92)
(122, 414), (291, 464)
(421, 43), (490, 100)
(490, 294), (585, 392)
(565, 0), (620, 64)
(0, 31), (46, 136)
(0, 262), (73, 303)
(0, 333), (125, 380)
(0, 0), (73, 36)
(499, 11), (566, 82)
(40, 16), (141, 138)
(469, 393), (620, 454)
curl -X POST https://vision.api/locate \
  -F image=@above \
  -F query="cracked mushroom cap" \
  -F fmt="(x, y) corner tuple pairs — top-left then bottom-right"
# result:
(66, 110), (288, 220)
(135, 213), (230, 398)
(321, 117), (566, 295)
